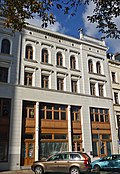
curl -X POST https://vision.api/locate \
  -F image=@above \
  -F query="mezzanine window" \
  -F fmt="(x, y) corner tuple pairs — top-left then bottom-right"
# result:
(88, 59), (93, 73)
(57, 52), (63, 66)
(96, 61), (101, 74)
(90, 108), (109, 123)
(25, 45), (33, 60)
(57, 78), (64, 91)
(40, 103), (67, 120)
(71, 106), (81, 121)
(90, 82), (95, 95)
(98, 84), (104, 96)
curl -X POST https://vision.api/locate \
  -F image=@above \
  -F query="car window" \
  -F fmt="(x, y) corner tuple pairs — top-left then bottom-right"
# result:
(47, 154), (60, 161)
(61, 153), (69, 160)
(103, 156), (112, 160)
(70, 153), (81, 160)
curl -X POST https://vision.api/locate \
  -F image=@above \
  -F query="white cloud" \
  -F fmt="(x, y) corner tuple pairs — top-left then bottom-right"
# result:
(26, 16), (66, 34)
(82, 1), (120, 53)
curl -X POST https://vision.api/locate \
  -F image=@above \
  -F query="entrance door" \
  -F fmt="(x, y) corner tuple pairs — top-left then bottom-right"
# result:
(21, 140), (35, 166)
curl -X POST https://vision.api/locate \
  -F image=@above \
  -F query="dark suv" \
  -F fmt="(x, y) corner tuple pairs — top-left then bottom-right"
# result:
(31, 151), (91, 174)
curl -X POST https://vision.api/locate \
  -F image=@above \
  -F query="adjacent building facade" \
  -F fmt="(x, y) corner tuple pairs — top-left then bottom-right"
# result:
(0, 17), (118, 170)
(108, 53), (120, 153)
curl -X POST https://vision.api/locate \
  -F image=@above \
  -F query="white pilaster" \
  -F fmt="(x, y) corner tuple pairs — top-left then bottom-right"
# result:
(68, 105), (72, 152)
(35, 102), (39, 161)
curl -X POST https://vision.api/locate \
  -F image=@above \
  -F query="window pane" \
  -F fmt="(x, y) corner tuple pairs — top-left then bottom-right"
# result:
(54, 134), (67, 139)
(61, 112), (66, 120)
(40, 134), (52, 139)
(1, 39), (10, 54)
(46, 111), (52, 119)
(102, 134), (110, 139)
(54, 112), (59, 120)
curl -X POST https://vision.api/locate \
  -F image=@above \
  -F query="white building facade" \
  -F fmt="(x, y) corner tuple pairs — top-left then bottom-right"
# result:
(0, 17), (118, 170)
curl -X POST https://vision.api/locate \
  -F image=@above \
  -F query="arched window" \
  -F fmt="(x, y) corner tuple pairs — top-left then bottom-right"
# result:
(1, 39), (10, 54)
(88, 59), (93, 72)
(25, 45), (33, 60)
(42, 48), (48, 63)
(57, 52), (63, 66)
(70, 55), (76, 69)
(96, 61), (101, 74)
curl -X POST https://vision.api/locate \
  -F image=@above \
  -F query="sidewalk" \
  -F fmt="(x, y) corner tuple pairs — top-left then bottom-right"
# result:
(0, 170), (34, 174)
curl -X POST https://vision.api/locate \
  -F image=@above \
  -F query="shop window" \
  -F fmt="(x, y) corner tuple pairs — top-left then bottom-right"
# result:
(0, 67), (8, 83)
(1, 39), (10, 54)
(0, 99), (11, 117)
(57, 52), (63, 66)
(25, 45), (33, 60)
(40, 134), (52, 139)
(0, 142), (8, 161)
(70, 55), (76, 69)
(54, 134), (67, 139)
(24, 72), (33, 86)
(42, 48), (49, 63)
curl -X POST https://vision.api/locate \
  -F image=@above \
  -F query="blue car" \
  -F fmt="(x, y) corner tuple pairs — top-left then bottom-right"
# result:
(91, 154), (120, 171)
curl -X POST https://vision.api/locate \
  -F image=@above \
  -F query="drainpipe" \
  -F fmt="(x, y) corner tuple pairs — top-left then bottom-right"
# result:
(35, 102), (39, 160)
(68, 105), (72, 152)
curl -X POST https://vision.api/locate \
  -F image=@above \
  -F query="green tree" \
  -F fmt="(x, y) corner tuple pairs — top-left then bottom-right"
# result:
(0, 0), (120, 38)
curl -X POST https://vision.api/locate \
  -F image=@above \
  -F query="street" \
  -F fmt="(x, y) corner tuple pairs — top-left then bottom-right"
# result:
(0, 170), (120, 174)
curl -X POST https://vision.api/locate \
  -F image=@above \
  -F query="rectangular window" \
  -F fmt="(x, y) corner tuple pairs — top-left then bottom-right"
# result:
(41, 75), (49, 89)
(98, 84), (104, 96)
(114, 92), (119, 104)
(0, 98), (11, 162)
(40, 103), (67, 120)
(117, 115), (120, 127)
(90, 83), (95, 95)
(111, 72), (116, 83)
(90, 108), (109, 123)
(57, 78), (64, 91)
(71, 80), (77, 93)
(0, 67), (8, 83)
(54, 134), (67, 139)
(24, 72), (33, 86)
(71, 106), (81, 121)
(40, 134), (52, 139)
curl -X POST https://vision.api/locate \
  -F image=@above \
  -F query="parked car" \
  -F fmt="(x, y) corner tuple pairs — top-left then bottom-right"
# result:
(31, 151), (91, 174)
(91, 154), (120, 171)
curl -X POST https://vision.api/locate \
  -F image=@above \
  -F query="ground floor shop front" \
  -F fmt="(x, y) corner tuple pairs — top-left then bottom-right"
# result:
(0, 93), (118, 170)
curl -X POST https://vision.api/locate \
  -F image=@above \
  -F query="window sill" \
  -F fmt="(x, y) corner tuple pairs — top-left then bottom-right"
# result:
(70, 68), (80, 72)
(24, 58), (37, 63)
(40, 62), (53, 66)
(56, 65), (67, 69)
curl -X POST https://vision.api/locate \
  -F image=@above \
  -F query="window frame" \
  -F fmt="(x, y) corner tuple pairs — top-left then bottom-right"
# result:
(25, 45), (33, 60)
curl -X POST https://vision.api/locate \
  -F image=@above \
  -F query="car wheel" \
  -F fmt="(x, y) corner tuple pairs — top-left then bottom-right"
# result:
(93, 164), (101, 171)
(35, 166), (44, 174)
(70, 167), (80, 174)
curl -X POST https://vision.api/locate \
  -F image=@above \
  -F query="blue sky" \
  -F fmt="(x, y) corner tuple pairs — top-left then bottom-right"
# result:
(28, 1), (120, 54)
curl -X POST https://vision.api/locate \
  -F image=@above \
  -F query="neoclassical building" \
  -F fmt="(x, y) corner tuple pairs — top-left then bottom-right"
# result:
(0, 17), (118, 170)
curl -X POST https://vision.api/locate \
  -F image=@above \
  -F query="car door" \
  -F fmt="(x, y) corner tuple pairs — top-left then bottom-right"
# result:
(45, 154), (62, 172)
(55, 153), (70, 173)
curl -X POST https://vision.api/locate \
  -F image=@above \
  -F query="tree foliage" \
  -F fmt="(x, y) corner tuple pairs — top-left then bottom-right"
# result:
(0, 0), (120, 38)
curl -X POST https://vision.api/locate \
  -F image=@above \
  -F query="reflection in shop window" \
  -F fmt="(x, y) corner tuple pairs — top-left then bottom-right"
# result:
(40, 142), (68, 159)
(28, 143), (34, 158)
(0, 142), (8, 161)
